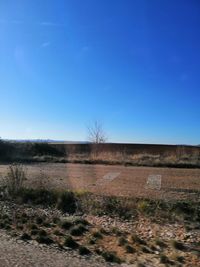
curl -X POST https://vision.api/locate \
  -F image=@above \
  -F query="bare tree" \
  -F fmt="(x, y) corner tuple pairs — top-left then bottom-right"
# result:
(87, 121), (107, 143)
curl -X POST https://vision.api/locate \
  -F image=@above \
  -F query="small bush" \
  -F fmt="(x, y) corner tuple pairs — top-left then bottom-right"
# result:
(31, 229), (38, 236)
(141, 246), (152, 253)
(28, 223), (38, 230)
(53, 229), (63, 236)
(36, 235), (53, 245)
(20, 188), (57, 206)
(118, 236), (128, 246)
(20, 233), (32, 241)
(88, 237), (96, 245)
(101, 250), (121, 263)
(125, 244), (136, 253)
(73, 217), (89, 226)
(70, 224), (87, 236)
(175, 255), (185, 263)
(60, 219), (73, 230)
(155, 239), (167, 248)
(137, 200), (150, 213)
(0, 222), (6, 229)
(92, 231), (103, 239)
(171, 240), (185, 251)
(111, 227), (122, 236)
(4, 164), (26, 198)
(57, 191), (77, 214)
(160, 254), (169, 264)
(38, 229), (47, 237)
(78, 246), (91, 255)
(64, 235), (79, 249)
(131, 234), (147, 245)
(35, 216), (44, 225)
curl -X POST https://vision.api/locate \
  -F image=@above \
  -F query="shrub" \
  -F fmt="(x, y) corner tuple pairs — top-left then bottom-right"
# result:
(20, 233), (31, 241)
(4, 164), (26, 198)
(101, 250), (121, 263)
(31, 229), (38, 236)
(28, 223), (38, 230)
(36, 235), (53, 245)
(92, 231), (103, 239)
(118, 237), (128, 246)
(60, 219), (73, 230)
(57, 191), (77, 214)
(88, 237), (96, 245)
(73, 217), (89, 226)
(20, 188), (57, 206)
(32, 143), (64, 157)
(64, 235), (79, 249)
(141, 246), (152, 253)
(131, 234), (147, 245)
(35, 216), (44, 225)
(125, 244), (135, 253)
(155, 239), (167, 248)
(38, 229), (47, 237)
(53, 229), (63, 236)
(160, 254), (169, 264)
(70, 224), (87, 236)
(171, 240), (185, 251)
(137, 200), (150, 213)
(78, 246), (91, 255)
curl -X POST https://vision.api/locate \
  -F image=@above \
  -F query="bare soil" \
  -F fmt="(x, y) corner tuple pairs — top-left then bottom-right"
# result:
(1, 163), (200, 200)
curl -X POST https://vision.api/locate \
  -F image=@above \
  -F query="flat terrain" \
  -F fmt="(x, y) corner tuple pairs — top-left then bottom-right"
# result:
(1, 163), (200, 200)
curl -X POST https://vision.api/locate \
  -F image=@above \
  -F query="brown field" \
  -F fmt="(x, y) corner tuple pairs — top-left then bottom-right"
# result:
(0, 163), (200, 200)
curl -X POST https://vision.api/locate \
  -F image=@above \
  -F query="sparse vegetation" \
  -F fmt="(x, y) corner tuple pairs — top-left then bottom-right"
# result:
(118, 236), (128, 246)
(171, 240), (185, 251)
(101, 250), (121, 263)
(70, 224), (87, 236)
(3, 164), (26, 198)
(78, 246), (91, 255)
(64, 235), (79, 249)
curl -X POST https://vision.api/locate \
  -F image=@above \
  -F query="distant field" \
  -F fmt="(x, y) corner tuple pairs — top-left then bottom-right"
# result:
(1, 141), (200, 168)
(0, 163), (200, 200)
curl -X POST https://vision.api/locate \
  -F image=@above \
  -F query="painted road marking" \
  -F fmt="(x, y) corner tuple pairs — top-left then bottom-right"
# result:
(145, 174), (162, 190)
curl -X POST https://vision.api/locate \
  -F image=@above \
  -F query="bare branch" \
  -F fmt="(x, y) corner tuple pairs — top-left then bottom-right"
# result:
(87, 121), (107, 143)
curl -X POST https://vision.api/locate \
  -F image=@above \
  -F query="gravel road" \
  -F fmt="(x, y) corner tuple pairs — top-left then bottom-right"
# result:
(0, 230), (113, 267)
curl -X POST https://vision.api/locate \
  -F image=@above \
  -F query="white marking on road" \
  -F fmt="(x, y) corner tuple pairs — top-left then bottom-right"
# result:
(95, 172), (121, 186)
(145, 174), (162, 190)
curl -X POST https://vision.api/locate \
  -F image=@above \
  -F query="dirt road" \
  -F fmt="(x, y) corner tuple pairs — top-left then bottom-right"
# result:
(0, 163), (200, 200)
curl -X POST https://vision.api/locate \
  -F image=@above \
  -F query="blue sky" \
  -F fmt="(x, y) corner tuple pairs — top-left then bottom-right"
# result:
(0, 0), (200, 144)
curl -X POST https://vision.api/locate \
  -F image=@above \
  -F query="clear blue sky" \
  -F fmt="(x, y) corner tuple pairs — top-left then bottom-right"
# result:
(0, 0), (200, 144)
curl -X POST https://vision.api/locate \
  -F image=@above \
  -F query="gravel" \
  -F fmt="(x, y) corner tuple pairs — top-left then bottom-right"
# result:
(0, 230), (115, 267)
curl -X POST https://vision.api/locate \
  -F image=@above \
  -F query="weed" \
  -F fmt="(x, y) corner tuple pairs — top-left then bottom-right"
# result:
(36, 235), (53, 245)
(155, 238), (167, 248)
(118, 236), (128, 246)
(60, 219), (73, 230)
(64, 235), (79, 249)
(57, 191), (77, 214)
(141, 246), (152, 253)
(20, 233), (32, 241)
(78, 246), (91, 255)
(92, 231), (103, 239)
(131, 234), (147, 245)
(70, 224), (87, 236)
(171, 240), (185, 251)
(101, 250), (121, 263)
(160, 254), (169, 264)
(125, 244), (136, 253)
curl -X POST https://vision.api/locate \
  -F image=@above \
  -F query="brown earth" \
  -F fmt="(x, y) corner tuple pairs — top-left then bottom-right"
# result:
(0, 163), (200, 200)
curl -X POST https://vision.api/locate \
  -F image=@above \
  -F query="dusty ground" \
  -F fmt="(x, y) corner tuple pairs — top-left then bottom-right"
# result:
(0, 163), (200, 200)
(0, 230), (112, 267)
(0, 200), (200, 267)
